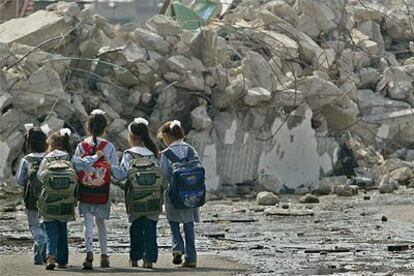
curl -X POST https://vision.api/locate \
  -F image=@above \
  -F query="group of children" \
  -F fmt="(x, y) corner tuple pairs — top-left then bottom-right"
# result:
(15, 109), (202, 270)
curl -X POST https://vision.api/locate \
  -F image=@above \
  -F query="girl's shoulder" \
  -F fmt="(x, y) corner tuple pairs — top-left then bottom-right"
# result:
(125, 146), (154, 157)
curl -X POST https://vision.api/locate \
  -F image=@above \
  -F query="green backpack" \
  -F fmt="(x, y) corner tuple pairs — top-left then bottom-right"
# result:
(125, 152), (163, 216)
(24, 156), (44, 211)
(37, 157), (78, 221)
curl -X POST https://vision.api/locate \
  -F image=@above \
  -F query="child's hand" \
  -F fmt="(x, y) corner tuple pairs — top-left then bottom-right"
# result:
(96, 151), (105, 159)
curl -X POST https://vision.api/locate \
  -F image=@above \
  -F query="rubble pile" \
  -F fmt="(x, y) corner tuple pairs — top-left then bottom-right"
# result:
(0, 1), (413, 198)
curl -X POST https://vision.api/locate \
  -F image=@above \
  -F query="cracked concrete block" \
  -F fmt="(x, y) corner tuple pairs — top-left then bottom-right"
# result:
(191, 105), (212, 130)
(134, 27), (169, 55)
(243, 87), (272, 106)
(0, 10), (72, 50)
(145, 15), (181, 38)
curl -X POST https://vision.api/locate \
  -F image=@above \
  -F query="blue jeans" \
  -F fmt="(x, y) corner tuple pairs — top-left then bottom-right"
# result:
(44, 221), (69, 265)
(27, 210), (47, 264)
(169, 222), (196, 263)
(130, 217), (158, 262)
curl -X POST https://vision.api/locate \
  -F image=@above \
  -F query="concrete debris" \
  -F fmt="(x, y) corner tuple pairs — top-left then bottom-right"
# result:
(0, 0), (413, 200)
(299, 194), (319, 204)
(313, 176), (348, 195)
(243, 87), (272, 106)
(256, 191), (280, 206)
(333, 184), (358, 197)
(378, 175), (399, 193)
(191, 105), (212, 130)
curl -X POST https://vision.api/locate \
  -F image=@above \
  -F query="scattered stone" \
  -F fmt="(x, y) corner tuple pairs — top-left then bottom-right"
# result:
(299, 194), (320, 204)
(334, 185), (358, 197)
(378, 175), (399, 193)
(256, 191), (280, 206)
(381, 216), (388, 222)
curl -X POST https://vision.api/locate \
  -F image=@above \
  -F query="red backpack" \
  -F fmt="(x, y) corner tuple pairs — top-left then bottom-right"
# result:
(78, 140), (111, 204)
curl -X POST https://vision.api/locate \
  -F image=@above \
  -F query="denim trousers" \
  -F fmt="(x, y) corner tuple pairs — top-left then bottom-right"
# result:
(129, 217), (158, 262)
(44, 221), (69, 265)
(27, 210), (47, 264)
(169, 221), (196, 262)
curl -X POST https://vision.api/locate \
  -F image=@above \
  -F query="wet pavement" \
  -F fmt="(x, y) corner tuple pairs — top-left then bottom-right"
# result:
(0, 187), (413, 275)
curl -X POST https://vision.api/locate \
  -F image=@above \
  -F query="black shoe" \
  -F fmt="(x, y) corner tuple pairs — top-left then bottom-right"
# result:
(82, 252), (93, 270)
(172, 251), (183, 265)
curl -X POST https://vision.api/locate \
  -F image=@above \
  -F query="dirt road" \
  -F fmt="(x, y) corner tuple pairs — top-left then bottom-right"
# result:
(0, 254), (248, 276)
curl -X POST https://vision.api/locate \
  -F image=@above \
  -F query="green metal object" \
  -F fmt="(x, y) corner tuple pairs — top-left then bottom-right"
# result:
(168, 0), (219, 31)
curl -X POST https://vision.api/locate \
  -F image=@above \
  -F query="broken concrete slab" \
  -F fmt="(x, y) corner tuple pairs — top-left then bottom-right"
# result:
(145, 15), (181, 38)
(133, 27), (169, 55)
(242, 51), (277, 92)
(243, 87), (272, 106)
(0, 10), (72, 50)
(9, 66), (70, 114)
(191, 105), (212, 130)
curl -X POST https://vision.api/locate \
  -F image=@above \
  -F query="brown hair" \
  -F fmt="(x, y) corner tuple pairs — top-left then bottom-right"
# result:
(158, 121), (185, 141)
(129, 122), (159, 157)
(48, 131), (72, 156)
(24, 127), (48, 153)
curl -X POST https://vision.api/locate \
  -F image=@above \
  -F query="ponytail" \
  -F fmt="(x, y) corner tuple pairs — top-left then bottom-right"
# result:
(62, 134), (73, 157)
(129, 120), (159, 158)
(48, 129), (73, 157)
(87, 110), (108, 153)
(158, 120), (185, 141)
(141, 132), (159, 157)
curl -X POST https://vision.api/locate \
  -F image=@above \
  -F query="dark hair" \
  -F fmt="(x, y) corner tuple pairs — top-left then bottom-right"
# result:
(129, 122), (159, 157)
(87, 113), (107, 154)
(158, 121), (185, 141)
(48, 131), (72, 156)
(25, 128), (47, 153)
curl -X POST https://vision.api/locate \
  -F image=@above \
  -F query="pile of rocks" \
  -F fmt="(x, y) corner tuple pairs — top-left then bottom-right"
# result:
(0, 1), (413, 197)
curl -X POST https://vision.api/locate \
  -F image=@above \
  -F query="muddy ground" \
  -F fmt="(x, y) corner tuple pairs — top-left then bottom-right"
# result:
(0, 187), (413, 275)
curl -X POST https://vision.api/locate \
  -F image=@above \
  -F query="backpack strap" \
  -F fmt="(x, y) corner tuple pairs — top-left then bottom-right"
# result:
(96, 140), (109, 151)
(163, 149), (181, 163)
(186, 146), (195, 161)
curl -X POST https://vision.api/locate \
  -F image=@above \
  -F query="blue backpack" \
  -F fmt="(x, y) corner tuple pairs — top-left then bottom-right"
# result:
(164, 146), (206, 209)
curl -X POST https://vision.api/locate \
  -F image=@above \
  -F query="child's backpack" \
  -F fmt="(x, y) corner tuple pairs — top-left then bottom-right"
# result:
(37, 157), (78, 221)
(77, 140), (111, 204)
(24, 156), (44, 211)
(164, 146), (206, 209)
(125, 152), (163, 216)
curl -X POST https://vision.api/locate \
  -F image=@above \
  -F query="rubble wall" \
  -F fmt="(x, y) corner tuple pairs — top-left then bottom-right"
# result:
(1, 1), (413, 196)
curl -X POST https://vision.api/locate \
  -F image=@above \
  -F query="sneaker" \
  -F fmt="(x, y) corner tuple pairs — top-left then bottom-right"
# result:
(45, 256), (56, 270)
(143, 261), (153, 269)
(100, 255), (110, 268)
(129, 260), (138, 267)
(82, 252), (93, 270)
(182, 261), (197, 268)
(57, 264), (67, 269)
(172, 251), (183, 265)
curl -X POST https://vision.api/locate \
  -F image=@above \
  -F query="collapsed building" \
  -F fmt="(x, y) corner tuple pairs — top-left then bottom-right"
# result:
(0, 0), (413, 198)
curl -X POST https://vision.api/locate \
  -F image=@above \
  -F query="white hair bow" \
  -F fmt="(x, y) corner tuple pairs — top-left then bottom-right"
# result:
(134, 117), (149, 126)
(40, 124), (52, 135)
(60, 128), (72, 136)
(170, 120), (181, 129)
(24, 123), (34, 132)
(91, 109), (106, 115)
